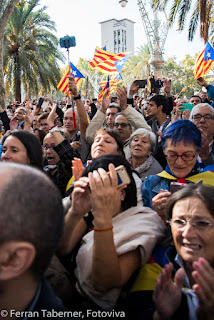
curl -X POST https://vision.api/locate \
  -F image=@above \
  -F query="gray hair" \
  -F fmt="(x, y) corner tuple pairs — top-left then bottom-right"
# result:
(190, 103), (214, 120)
(129, 128), (157, 154)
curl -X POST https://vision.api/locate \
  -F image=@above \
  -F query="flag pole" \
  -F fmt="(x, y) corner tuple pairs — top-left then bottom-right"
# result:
(67, 47), (76, 129)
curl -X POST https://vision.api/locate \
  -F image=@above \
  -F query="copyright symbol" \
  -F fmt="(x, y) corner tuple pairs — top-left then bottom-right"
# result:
(1, 310), (8, 317)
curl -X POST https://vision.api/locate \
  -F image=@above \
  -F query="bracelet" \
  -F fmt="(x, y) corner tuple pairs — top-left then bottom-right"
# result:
(50, 124), (57, 130)
(93, 227), (113, 232)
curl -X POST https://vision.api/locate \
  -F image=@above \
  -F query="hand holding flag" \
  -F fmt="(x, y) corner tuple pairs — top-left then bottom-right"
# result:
(57, 62), (85, 96)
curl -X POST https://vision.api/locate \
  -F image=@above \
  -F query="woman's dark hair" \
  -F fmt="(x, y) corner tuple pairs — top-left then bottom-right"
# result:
(94, 128), (125, 158)
(149, 95), (169, 114)
(161, 120), (202, 151)
(165, 184), (214, 220)
(34, 128), (46, 145)
(2, 130), (43, 169)
(82, 154), (137, 210)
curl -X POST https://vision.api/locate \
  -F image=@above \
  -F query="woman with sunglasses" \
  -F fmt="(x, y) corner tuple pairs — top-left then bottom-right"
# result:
(142, 120), (214, 222)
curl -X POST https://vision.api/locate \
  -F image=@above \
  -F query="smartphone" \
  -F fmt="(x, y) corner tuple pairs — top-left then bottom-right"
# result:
(170, 182), (187, 194)
(134, 80), (147, 88)
(180, 103), (194, 111)
(111, 96), (117, 103)
(115, 165), (131, 188)
(38, 97), (44, 109)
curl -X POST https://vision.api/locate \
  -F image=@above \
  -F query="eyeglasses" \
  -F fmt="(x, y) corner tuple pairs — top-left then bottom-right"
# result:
(167, 219), (214, 231)
(164, 152), (197, 161)
(43, 145), (56, 150)
(114, 123), (130, 128)
(192, 114), (214, 121)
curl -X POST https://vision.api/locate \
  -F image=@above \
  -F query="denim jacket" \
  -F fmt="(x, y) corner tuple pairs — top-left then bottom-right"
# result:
(142, 175), (169, 208)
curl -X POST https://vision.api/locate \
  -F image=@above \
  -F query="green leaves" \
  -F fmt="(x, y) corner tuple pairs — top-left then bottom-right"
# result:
(3, 0), (64, 101)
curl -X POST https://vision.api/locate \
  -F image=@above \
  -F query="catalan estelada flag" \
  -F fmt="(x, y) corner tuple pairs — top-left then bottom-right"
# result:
(57, 62), (85, 95)
(98, 75), (121, 96)
(194, 42), (214, 78)
(98, 76), (110, 102)
(89, 46), (131, 74)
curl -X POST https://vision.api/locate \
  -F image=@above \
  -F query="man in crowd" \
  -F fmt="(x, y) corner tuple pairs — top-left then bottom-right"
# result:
(190, 103), (214, 165)
(0, 162), (76, 318)
(189, 95), (202, 106)
(14, 106), (26, 128)
(38, 113), (50, 134)
(63, 76), (90, 163)
(85, 84), (151, 148)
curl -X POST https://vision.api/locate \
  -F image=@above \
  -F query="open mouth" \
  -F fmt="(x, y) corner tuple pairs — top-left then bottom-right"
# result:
(183, 243), (202, 250)
(46, 156), (56, 163)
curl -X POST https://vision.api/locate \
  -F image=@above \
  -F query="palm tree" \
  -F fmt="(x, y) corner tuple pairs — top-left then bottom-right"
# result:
(121, 45), (151, 84)
(151, 0), (213, 43)
(3, 0), (64, 102)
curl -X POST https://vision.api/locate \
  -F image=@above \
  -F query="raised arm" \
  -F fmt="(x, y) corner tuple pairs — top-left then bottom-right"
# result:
(90, 164), (140, 291)
(117, 86), (152, 131)
(67, 76), (88, 140)
(85, 88), (110, 144)
(0, 105), (10, 132)
(23, 101), (35, 132)
(57, 176), (91, 256)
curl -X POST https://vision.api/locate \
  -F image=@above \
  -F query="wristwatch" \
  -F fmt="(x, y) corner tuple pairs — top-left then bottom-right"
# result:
(73, 94), (81, 100)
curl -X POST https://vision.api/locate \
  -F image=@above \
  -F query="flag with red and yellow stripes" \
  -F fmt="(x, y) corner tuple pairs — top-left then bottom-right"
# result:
(57, 62), (85, 96)
(98, 76), (110, 102)
(89, 46), (131, 74)
(195, 42), (214, 78)
(98, 75), (121, 94)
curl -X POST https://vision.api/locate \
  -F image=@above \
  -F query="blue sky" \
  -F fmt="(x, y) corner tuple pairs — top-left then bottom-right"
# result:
(40, 0), (205, 65)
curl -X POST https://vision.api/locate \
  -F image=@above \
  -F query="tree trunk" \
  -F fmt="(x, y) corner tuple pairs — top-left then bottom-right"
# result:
(0, 33), (5, 109)
(0, 0), (21, 109)
(14, 51), (21, 102)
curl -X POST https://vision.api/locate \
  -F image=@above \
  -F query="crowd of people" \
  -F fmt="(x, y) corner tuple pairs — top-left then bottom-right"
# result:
(0, 74), (214, 320)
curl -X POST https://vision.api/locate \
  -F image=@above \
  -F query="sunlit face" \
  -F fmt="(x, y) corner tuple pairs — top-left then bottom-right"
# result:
(1, 136), (30, 164)
(63, 109), (79, 133)
(106, 107), (118, 128)
(191, 105), (214, 142)
(15, 107), (25, 122)
(172, 197), (214, 267)
(164, 139), (198, 178)
(32, 116), (39, 130)
(43, 136), (60, 165)
(130, 134), (152, 160)
(91, 132), (119, 159)
(189, 97), (201, 106)
(39, 119), (49, 134)
(201, 93), (208, 102)
(114, 115), (132, 142)
(146, 101), (159, 117)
